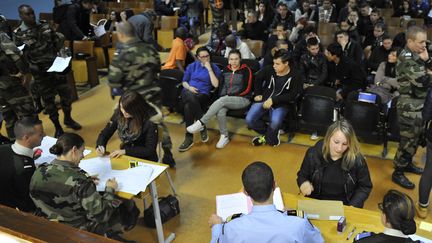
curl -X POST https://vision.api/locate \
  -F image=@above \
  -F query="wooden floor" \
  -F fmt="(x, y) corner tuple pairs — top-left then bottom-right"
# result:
(30, 82), (432, 243)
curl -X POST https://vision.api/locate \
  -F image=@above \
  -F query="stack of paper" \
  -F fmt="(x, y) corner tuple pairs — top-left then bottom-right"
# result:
(79, 157), (155, 195)
(216, 187), (284, 221)
(34, 136), (91, 166)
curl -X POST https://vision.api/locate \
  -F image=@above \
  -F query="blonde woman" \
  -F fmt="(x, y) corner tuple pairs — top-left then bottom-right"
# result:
(296, 120), (372, 208)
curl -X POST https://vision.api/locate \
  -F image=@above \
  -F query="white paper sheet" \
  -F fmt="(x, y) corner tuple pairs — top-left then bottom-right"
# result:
(137, 162), (167, 182)
(216, 187), (285, 221)
(79, 157), (154, 194)
(47, 57), (72, 72)
(34, 136), (91, 166)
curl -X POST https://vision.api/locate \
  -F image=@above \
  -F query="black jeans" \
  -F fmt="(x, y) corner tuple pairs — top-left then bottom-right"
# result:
(419, 140), (432, 205)
(181, 90), (210, 137)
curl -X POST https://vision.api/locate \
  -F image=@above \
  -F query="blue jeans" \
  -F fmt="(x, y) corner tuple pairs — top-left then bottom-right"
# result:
(245, 102), (288, 145)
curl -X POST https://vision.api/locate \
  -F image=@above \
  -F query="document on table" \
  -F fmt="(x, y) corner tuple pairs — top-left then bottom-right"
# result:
(216, 187), (285, 221)
(34, 136), (91, 166)
(47, 57), (72, 72)
(79, 157), (154, 194)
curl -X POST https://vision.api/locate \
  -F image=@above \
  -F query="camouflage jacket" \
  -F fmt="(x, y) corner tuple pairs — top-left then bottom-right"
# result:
(0, 31), (29, 88)
(29, 159), (121, 230)
(108, 37), (161, 93)
(13, 21), (64, 72)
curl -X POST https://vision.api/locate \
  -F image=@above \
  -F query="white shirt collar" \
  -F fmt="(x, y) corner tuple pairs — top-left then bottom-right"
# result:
(383, 227), (409, 238)
(11, 141), (34, 158)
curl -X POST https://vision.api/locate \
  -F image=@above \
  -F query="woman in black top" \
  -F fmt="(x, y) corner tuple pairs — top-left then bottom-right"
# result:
(356, 190), (418, 243)
(96, 91), (158, 162)
(297, 120), (373, 208)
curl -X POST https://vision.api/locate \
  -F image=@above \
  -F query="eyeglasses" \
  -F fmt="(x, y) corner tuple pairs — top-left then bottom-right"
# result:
(199, 55), (210, 58)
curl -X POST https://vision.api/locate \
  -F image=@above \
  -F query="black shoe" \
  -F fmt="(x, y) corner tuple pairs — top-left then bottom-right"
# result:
(64, 118), (82, 130)
(392, 171), (415, 189)
(178, 136), (194, 152)
(107, 233), (136, 243)
(54, 128), (64, 138)
(162, 154), (176, 168)
(402, 164), (424, 175)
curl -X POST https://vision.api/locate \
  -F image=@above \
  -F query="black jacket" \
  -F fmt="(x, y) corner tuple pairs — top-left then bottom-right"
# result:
(96, 112), (158, 162)
(254, 66), (303, 107)
(155, 0), (176, 16)
(270, 12), (295, 31)
(240, 21), (268, 41)
(219, 64), (253, 97)
(0, 145), (36, 212)
(367, 46), (391, 73)
(299, 52), (328, 85)
(343, 40), (364, 66)
(296, 140), (373, 208)
(57, 3), (91, 40)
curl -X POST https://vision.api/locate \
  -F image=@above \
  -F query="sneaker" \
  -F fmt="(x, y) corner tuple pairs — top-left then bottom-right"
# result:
(178, 136), (194, 152)
(187, 120), (204, 133)
(200, 127), (209, 143)
(252, 135), (266, 146)
(310, 132), (319, 140)
(216, 135), (230, 149)
(416, 204), (428, 219)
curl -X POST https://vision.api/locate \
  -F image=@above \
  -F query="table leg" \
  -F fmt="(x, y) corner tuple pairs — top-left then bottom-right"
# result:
(149, 181), (175, 243)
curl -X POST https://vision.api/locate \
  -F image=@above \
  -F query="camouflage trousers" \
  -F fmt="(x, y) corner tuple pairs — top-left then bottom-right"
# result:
(0, 76), (36, 139)
(393, 99), (424, 169)
(32, 71), (72, 121)
(82, 199), (139, 236)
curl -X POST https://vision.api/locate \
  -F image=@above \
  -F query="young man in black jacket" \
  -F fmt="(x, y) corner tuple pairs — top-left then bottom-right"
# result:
(299, 37), (328, 88)
(325, 43), (366, 100)
(246, 49), (303, 146)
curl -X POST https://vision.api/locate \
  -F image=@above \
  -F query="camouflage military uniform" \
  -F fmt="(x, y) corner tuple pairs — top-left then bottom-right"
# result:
(108, 37), (161, 99)
(0, 31), (36, 139)
(30, 159), (138, 235)
(13, 21), (76, 135)
(393, 47), (432, 169)
(108, 38), (176, 167)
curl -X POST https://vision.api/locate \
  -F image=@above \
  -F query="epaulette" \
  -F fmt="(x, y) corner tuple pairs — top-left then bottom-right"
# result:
(222, 213), (243, 235)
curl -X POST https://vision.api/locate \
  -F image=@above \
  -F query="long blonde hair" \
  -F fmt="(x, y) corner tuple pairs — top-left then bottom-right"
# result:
(322, 120), (362, 170)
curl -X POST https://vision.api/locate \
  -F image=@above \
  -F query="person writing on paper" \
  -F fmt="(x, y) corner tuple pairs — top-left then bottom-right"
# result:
(355, 190), (418, 242)
(208, 161), (324, 243)
(29, 133), (139, 242)
(96, 91), (158, 162)
(0, 117), (44, 212)
(297, 120), (373, 208)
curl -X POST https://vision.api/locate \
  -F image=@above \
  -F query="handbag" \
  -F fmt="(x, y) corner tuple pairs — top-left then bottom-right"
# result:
(144, 195), (180, 228)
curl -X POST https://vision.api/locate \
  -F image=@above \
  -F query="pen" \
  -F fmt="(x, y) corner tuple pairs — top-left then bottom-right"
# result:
(346, 227), (356, 240)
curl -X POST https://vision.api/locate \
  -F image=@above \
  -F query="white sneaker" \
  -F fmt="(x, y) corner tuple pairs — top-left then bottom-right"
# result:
(310, 132), (319, 140)
(187, 120), (204, 133)
(216, 135), (230, 149)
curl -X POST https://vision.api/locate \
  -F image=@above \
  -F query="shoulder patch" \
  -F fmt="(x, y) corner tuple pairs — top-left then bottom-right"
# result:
(226, 213), (243, 222)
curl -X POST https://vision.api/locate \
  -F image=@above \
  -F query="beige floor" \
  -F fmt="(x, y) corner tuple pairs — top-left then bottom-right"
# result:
(31, 82), (432, 243)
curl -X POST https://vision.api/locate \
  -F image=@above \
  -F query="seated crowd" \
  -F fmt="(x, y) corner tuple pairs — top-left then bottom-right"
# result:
(2, 0), (432, 242)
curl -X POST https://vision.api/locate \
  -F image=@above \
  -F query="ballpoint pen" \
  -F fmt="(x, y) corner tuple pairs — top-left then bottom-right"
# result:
(346, 227), (356, 240)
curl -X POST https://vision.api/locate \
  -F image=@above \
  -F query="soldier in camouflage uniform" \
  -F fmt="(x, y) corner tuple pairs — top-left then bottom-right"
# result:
(392, 26), (432, 189)
(30, 133), (138, 241)
(14, 5), (81, 138)
(0, 15), (36, 139)
(108, 21), (176, 167)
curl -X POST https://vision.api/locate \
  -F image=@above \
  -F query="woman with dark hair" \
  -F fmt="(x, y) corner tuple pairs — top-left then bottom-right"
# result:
(96, 91), (158, 162)
(393, 0), (415, 17)
(356, 190), (418, 242)
(105, 10), (121, 32)
(187, 50), (253, 149)
(297, 120), (373, 208)
(120, 9), (134, 22)
(258, 1), (272, 28)
(367, 48), (400, 105)
(30, 133), (139, 241)
(178, 46), (222, 152)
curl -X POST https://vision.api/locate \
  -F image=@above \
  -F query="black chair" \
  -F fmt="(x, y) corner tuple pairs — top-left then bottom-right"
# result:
(299, 86), (337, 135)
(159, 69), (184, 112)
(211, 55), (228, 71)
(343, 91), (388, 157)
(241, 59), (261, 74)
